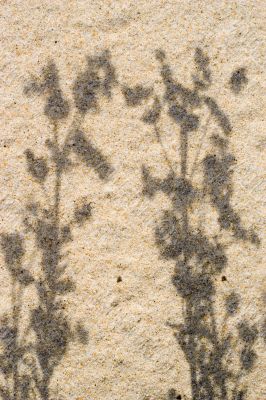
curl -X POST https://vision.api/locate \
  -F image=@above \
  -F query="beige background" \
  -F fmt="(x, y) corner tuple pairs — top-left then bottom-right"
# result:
(0, 1), (265, 399)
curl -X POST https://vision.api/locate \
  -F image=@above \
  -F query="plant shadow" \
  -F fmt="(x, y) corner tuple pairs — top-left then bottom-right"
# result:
(123, 48), (261, 400)
(0, 50), (116, 400)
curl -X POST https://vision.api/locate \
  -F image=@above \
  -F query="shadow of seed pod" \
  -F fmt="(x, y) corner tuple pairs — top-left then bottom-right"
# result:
(44, 90), (69, 120)
(230, 68), (248, 94)
(16, 268), (34, 286)
(141, 165), (162, 198)
(60, 226), (72, 243)
(193, 47), (212, 89)
(0, 233), (25, 266)
(141, 97), (161, 124)
(25, 150), (48, 183)
(52, 278), (75, 294)
(194, 47), (210, 70)
(122, 85), (152, 107)
(75, 322), (89, 345)
(73, 50), (116, 114)
(240, 348), (257, 371)
(42, 61), (60, 89)
(93, 49), (117, 97)
(73, 70), (100, 114)
(168, 105), (199, 132)
(238, 321), (258, 344)
(23, 78), (45, 96)
(155, 49), (166, 62)
(225, 292), (240, 316)
(74, 202), (92, 225)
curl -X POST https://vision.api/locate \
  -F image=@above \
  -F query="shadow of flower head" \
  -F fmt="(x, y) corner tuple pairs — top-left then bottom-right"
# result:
(24, 61), (69, 121)
(225, 292), (241, 316)
(1, 233), (25, 267)
(73, 50), (117, 114)
(230, 68), (248, 94)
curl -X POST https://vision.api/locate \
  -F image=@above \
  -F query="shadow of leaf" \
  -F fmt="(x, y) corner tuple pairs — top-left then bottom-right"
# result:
(71, 130), (113, 180)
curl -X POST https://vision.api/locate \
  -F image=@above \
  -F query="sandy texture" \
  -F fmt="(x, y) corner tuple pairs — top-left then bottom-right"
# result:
(0, 1), (265, 399)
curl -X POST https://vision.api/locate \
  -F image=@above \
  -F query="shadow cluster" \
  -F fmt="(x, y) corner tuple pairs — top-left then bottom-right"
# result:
(122, 49), (261, 400)
(1, 50), (116, 400)
(0, 46), (262, 400)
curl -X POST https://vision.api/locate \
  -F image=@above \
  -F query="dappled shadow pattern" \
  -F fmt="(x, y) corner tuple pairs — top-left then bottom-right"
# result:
(123, 49), (261, 399)
(0, 51), (115, 400)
